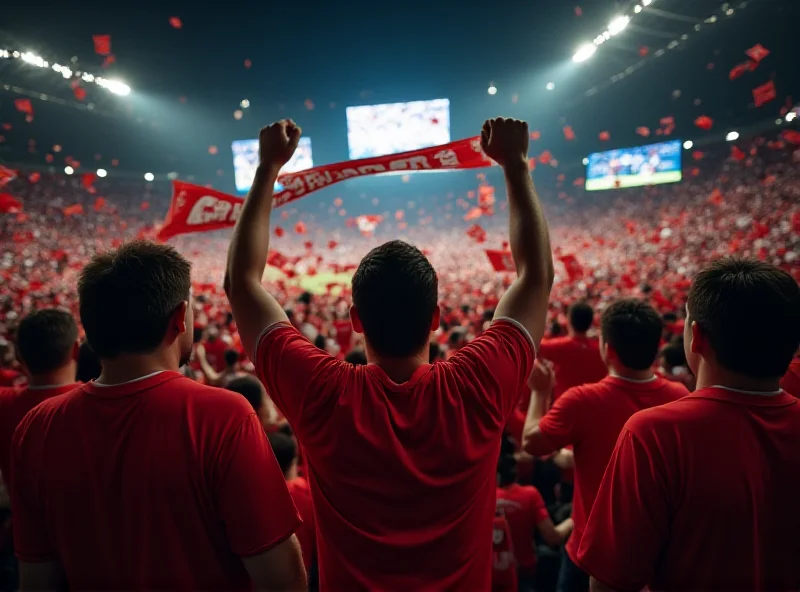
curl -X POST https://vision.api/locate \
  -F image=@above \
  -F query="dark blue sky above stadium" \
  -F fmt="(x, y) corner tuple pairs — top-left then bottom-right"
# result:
(0, 0), (797, 190)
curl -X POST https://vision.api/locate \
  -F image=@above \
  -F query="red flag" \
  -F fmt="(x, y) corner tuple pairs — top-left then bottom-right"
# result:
(745, 44), (770, 63)
(92, 35), (111, 56)
(14, 99), (33, 115)
(729, 62), (751, 81)
(93, 197), (106, 211)
(563, 125), (576, 141)
(635, 126), (650, 137)
(158, 136), (494, 240)
(598, 131), (610, 141)
(0, 193), (22, 214)
(752, 80), (776, 107)
(63, 204), (84, 216)
(485, 250), (515, 272)
(81, 173), (97, 188)
(466, 224), (487, 244)
(730, 146), (746, 161)
(169, 17), (182, 29)
(694, 116), (713, 130)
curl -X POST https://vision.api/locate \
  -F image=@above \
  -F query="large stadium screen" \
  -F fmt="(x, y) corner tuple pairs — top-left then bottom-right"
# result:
(231, 137), (313, 192)
(345, 98), (451, 160)
(585, 139), (682, 191)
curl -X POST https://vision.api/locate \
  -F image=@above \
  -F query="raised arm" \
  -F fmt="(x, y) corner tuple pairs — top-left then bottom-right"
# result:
(225, 120), (300, 360)
(483, 118), (554, 347)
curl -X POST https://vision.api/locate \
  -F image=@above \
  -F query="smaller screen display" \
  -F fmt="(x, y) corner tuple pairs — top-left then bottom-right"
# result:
(585, 139), (682, 191)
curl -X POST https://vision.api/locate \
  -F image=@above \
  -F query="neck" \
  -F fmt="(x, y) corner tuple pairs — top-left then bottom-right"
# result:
(366, 343), (429, 384)
(27, 365), (76, 388)
(569, 330), (587, 339)
(98, 351), (177, 385)
(610, 366), (655, 381)
(285, 464), (299, 481)
(696, 363), (781, 393)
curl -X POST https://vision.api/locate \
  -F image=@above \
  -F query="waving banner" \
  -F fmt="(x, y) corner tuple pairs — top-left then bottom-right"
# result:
(157, 136), (492, 240)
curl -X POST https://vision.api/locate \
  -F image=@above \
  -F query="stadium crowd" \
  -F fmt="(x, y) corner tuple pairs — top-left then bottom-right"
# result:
(0, 117), (798, 592)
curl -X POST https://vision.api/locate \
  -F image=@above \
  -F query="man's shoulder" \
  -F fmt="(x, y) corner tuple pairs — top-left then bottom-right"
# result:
(656, 376), (691, 399)
(164, 376), (257, 415)
(624, 393), (712, 439)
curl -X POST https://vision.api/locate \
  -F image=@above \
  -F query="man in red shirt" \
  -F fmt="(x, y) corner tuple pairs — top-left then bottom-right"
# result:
(225, 117), (554, 590)
(11, 241), (305, 591)
(523, 299), (688, 592)
(578, 258), (800, 591)
(538, 302), (607, 400)
(268, 431), (316, 585)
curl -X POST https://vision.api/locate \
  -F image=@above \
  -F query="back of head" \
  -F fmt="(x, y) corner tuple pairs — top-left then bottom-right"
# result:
(76, 342), (102, 383)
(660, 342), (687, 370)
(226, 375), (265, 413)
(569, 301), (594, 333)
(267, 431), (297, 477)
(223, 348), (239, 368)
(687, 258), (800, 379)
(352, 240), (438, 357)
(78, 240), (192, 359)
(601, 299), (664, 371)
(17, 309), (78, 375)
(345, 349), (368, 365)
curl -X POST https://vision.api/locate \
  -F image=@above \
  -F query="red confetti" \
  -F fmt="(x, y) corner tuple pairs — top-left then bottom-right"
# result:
(140, 201), (150, 211)
(244, 58), (252, 69)
(395, 209), (405, 220)
(572, 177), (585, 187)
(304, 99), (315, 111)
(208, 145), (218, 155)
(101, 54), (116, 68)
(333, 197), (343, 207)
(575, 6), (582, 16)
(563, 125), (576, 141)
(530, 131), (541, 141)
(63, 204), (84, 217)
(303, 241), (313, 250)
(92, 34), (111, 56)
(745, 44), (770, 63)
(466, 224), (487, 244)
(598, 131), (610, 141)
(538, 150), (552, 165)
(691, 167), (701, 177)
(81, 173), (96, 189)
(111, 159), (119, 167)
(730, 146), (746, 161)
(694, 115), (713, 130)
(639, 46), (649, 57)
(294, 221), (307, 234)
(45, 154), (53, 163)
(93, 197), (106, 211)
(169, 17), (182, 29)
(28, 172), (40, 183)
(1, 124), (11, 131)
(14, 99), (33, 115)
(73, 87), (87, 101)
(782, 130), (800, 145)
(464, 207), (483, 222)
(692, 151), (704, 161)
(752, 80), (776, 107)
(327, 240), (338, 250)
(0, 194), (22, 214)
(274, 226), (285, 238)
(178, 96), (188, 104)
(636, 126), (650, 137)
(708, 188), (724, 206)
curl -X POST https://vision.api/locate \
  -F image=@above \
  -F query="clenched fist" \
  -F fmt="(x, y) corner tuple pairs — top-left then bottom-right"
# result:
(259, 119), (302, 171)
(480, 117), (529, 168)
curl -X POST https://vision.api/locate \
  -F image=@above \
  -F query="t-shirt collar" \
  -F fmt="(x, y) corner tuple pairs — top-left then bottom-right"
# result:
(693, 386), (796, 407)
(83, 371), (184, 398)
(367, 363), (432, 392)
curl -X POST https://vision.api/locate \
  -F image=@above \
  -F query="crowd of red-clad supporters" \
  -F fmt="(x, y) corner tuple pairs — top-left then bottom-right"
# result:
(0, 117), (798, 592)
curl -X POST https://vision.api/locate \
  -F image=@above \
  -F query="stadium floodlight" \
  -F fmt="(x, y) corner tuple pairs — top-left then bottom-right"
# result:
(97, 168), (107, 178)
(573, 43), (597, 63)
(21, 52), (47, 68)
(546, 82), (555, 90)
(64, 166), (74, 175)
(786, 112), (797, 122)
(608, 16), (630, 36)
(487, 84), (497, 95)
(683, 140), (693, 150)
(634, 4), (642, 13)
(241, 99), (250, 108)
(144, 172), (155, 181)
(582, 157), (589, 165)
(726, 131), (739, 142)
(642, 0), (652, 6)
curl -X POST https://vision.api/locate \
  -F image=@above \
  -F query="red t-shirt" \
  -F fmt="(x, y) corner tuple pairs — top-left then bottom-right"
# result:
(781, 357), (800, 398)
(11, 372), (300, 590)
(204, 338), (228, 372)
(577, 387), (800, 590)
(0, 369), (25, 388)
(537, 336), (607, 399)
(0, 383), (78, 487)
(492, 513), (517, 592)
(495, 484), (549, 576)
(287, 477), (315, 572)
(537, 375), (687, 562)
(256, 320), (535, 590)
(332, 319), (353, 355)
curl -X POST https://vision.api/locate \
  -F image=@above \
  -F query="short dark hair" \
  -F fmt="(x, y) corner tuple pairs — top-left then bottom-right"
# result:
(224, 349), (239, 367)
(76, 342), (102, 382)
(226, 375), (264, 413)
(569, 301), (594, 333)
(601, 299), (664, 370)
(688, 258), (800, 379)
(352, 240), (438, 357)
(660, 342), (687, 369)
(17, 309), (78, 375)
(78, 240), (191, 358)
(429, 342), (443, 363)
(267, 432), (297, 476)
(345, 349), (368, 365)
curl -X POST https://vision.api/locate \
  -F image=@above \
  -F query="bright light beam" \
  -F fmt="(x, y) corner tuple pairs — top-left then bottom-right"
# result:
(572, 43), (597, 63)
(608, 16), (630, 35)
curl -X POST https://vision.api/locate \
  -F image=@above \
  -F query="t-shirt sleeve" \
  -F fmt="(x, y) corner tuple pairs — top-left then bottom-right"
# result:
(214, 413), (302, 557)
(576, 424), (669, 590)
(254, 323), (345, 433)
(11, 414), (55, 562)
(537, 387), (584, 449)
(529, 487), (550, 525)
(447, 319), (536, 422)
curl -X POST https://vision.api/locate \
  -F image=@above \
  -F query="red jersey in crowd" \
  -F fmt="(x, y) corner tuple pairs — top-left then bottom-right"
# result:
(537, 336), (607, 399)
(203, 337), (228, 372)
(537, 375), (687, 564)
(256, 320), (535, 591)
(287, 477), (315, 572)
(578, 387), (800, 590)
(0, 383), (78, 487)
(781, 357), (800, 398)
(495, 484), (550, 577)
(492, 513), (517, 592)
(11, 372), (300, 590)
(332, 319), (353, 355)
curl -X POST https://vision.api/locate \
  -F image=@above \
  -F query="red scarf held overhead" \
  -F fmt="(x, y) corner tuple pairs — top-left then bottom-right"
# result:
(157, 136), (493, 241)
